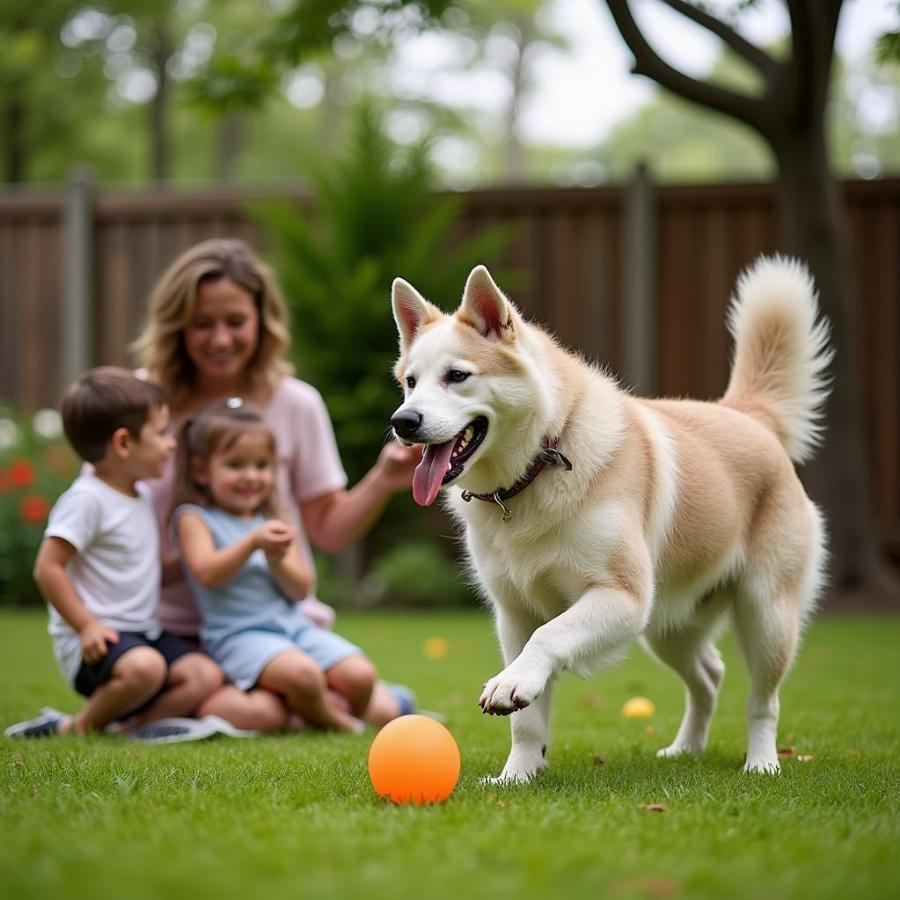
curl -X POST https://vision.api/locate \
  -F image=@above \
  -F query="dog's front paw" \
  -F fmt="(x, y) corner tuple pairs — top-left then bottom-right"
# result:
(479, 666), (546, 715)
(479, 749), (547, 785)
(742, 757), (781, 775)
(479, 770), (535, 785)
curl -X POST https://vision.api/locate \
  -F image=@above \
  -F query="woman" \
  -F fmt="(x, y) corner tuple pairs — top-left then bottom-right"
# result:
(132, 237), (421, 731)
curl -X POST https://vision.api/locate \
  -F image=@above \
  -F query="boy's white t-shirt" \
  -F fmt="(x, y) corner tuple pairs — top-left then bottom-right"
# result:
(44, 472), (162, 682)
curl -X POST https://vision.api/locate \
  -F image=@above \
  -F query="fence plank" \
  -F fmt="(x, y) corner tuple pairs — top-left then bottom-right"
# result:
(0, 179), (897, 551)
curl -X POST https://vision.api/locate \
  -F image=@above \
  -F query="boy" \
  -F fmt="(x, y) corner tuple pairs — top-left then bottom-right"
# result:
(6, 367), (222, 738)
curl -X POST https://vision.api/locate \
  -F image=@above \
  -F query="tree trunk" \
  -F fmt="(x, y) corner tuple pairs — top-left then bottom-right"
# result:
(771, 126), (900, 609)
(502, 16), (533, 183)
(599, 0), (897, 608)
(3, 95), (26, 183)
(216, 114), (243, 181)
(149, 23), (173, 182)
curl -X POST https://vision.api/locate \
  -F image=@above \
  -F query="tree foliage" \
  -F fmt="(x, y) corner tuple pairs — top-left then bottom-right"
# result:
(3, 0), (896, 186)
(0, 1), (107, 181)
(253, 105), (515, 483)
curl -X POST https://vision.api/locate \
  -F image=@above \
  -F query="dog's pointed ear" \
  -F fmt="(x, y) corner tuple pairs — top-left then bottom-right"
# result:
(392, 278), (442, 350)
(459, 266), (516, 342)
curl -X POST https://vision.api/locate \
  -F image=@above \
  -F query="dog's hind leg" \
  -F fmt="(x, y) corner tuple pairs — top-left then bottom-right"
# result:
(731, 590), (802, 774)
(733, 501), (824, 774)
(644, 616), (726, 758)
(483, 603), (552, 784)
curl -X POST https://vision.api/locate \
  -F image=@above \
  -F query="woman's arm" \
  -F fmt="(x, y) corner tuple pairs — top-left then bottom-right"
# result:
(176, 512), (260, 589)
(301, 442), (421, 553)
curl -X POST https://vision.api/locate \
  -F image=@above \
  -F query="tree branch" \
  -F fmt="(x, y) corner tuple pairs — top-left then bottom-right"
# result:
(604, 0), (767, 132)
(659, 0), (777, 79)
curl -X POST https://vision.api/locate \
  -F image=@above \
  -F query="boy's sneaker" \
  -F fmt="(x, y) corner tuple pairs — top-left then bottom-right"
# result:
(5, 707), (68, 739)
(127, 715), (257, 744)
(200, 715), (258, 739)
(127, 717), (217, 744)
(384, 682), (417, 716)
(383, 683), (446, 723)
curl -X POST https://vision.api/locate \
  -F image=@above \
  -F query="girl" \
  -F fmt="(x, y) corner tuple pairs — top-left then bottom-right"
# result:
(171, 399), (377, 733)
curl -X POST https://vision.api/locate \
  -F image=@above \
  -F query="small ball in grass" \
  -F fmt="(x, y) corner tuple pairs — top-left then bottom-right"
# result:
(368, 715), (460, 804)
(622, 696), (655, 718)
(423, 637), (449, 659)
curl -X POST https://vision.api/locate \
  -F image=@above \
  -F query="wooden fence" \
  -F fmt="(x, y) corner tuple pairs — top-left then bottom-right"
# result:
(1, 176), (898, 543)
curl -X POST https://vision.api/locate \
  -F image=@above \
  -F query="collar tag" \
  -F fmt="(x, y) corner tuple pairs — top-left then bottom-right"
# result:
(491, 491), (513, 522)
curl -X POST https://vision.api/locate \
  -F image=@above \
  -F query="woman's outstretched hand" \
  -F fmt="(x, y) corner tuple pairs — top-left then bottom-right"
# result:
(374, 441), (423, 494)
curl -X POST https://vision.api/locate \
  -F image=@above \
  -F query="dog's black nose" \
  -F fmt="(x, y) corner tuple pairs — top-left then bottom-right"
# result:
(391, 409), (423, 440)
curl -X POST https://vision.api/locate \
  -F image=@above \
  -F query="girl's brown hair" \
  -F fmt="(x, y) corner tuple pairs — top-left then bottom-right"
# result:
(169, 400), (280, 519)
(132, 238), (293, 409)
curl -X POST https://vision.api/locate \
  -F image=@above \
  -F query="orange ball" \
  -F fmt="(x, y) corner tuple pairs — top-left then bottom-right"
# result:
(367, 715), (460, 804)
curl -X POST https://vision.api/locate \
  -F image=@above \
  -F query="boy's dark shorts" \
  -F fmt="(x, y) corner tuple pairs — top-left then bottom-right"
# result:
(73, 631), (199, 701)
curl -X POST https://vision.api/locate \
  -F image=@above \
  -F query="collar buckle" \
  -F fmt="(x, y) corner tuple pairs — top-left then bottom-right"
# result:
(461, 436), (571, 523)
(540, 446), (573, 470)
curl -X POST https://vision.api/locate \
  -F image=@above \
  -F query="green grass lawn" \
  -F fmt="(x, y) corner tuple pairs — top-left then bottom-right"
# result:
(2, 608), (899, 900)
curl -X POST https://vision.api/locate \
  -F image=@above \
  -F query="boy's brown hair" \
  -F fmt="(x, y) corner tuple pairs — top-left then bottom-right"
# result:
(61, 367), (168, 463)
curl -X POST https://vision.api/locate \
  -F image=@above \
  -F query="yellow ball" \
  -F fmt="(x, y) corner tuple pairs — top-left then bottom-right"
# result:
(368, 715), (461, 804)
(622, 696), (656, 718)
(423, 637), (449, 659)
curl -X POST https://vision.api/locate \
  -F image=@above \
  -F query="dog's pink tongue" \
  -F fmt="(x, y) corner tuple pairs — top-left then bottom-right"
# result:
(412, 441), (455, 506)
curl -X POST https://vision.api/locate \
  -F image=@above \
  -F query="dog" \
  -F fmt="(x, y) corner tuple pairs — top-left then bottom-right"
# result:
(390, 257), (831, 783)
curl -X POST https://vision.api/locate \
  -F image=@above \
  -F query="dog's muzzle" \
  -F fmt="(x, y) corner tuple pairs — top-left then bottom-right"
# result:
(391, 409), (423, 441)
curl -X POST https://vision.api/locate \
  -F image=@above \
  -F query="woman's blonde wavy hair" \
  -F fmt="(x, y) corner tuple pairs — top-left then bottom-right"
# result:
(132, 238), (293, 409)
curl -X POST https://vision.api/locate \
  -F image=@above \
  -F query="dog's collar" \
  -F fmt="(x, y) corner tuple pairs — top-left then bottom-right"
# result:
(460, 437), (572, 522)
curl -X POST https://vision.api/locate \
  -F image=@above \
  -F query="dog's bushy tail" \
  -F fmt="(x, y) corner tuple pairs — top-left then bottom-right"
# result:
(721, 256), (832, 464)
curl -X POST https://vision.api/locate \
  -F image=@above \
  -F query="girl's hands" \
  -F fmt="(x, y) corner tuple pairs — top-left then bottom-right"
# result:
(254, 519), (296, 563)
(255, 519), (314, 601)
(374, 441), (423, 493)
(79, 620), (119, 664)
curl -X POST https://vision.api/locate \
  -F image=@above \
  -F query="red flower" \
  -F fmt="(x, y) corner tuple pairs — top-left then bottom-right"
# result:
(8, 458), (37, 489)
(20, 494), (50, 525)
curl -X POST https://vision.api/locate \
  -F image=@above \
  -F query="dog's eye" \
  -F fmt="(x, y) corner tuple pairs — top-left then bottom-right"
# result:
(405, 375), (416, 390)
(446, 369), (470, 384)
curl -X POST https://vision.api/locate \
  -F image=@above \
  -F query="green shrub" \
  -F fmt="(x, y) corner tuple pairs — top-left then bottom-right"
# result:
(252, 104), (517, 485)
(313, 540), (478, 609)
(0, 408), (79, 604)
(250, 105), (517, 595)
(310, 551), (360, 609)
(363, 540), (478, 608)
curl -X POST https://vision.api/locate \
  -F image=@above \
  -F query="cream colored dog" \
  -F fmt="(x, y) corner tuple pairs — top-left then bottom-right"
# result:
(390, 257), (830, 782)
